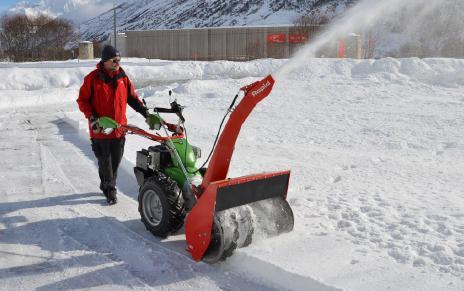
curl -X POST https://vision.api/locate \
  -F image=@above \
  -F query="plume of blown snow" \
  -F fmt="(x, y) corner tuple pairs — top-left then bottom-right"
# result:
(276, 0), (455, 79)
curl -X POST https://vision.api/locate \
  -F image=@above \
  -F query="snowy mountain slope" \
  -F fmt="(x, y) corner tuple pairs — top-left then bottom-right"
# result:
(79, 0), (353, 41)
(0, 57), (463, 290)
(5, 0), (352, 41)
(6, 0), (461, 58)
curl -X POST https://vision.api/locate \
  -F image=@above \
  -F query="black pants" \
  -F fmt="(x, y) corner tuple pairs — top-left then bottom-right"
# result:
(91, 137), (125, 194)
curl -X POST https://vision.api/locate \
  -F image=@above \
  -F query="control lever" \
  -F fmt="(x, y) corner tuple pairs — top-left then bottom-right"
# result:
(170, 100), (185, 122)
(168, 90), (185, 123)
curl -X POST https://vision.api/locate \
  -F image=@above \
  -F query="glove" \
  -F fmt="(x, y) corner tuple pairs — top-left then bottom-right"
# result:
(146, 113), (162, 130)
(89, 115), (101, 134)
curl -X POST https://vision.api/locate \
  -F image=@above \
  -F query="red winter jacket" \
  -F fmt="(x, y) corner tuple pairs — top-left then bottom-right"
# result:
(77, 63), (147, 139)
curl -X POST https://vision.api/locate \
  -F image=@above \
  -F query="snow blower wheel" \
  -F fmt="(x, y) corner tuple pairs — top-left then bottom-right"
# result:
(138, 175), (185, 237)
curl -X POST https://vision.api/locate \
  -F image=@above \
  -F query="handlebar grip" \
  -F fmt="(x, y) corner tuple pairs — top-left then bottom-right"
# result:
(154, 107), (174, 113)
(170, 101), (185, 123)
(177, 112), (185, 123)
(153, 102), (185, 123)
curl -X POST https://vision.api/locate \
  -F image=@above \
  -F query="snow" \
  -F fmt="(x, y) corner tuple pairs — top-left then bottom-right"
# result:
(0, 57), (464, 290)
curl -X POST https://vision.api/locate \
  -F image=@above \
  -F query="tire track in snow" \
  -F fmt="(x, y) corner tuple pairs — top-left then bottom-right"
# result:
(0, 111), (152, 289)
(37, 142), (151, 288)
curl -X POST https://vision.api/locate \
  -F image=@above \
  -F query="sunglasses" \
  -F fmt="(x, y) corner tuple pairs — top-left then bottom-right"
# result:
(110, 57), (121, 64)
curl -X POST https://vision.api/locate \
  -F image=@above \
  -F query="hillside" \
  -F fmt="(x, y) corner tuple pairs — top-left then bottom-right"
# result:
(7, 0), (352, 42)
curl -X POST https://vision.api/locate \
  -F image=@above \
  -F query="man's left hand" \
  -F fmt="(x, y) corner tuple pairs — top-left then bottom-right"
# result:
(146, 114), (163, 130)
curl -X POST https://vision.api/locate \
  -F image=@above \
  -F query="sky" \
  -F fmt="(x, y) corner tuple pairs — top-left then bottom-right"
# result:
(0, 0), (115, 24)
(0, 0), (20, 15)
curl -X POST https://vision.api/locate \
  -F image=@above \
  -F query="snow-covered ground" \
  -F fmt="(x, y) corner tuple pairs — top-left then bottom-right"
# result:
(0, 57), (463, 290)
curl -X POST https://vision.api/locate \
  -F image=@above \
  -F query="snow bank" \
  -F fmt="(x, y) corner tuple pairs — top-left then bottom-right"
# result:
(0, 58), (284, 110)
(1, 57), (463, 110)
(0, 58), (285, 91)
(280, 57), (464, 88)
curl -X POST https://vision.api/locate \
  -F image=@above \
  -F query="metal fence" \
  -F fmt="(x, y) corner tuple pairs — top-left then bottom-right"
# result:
(120, 25), (464, 60)
(394, 41), (464, 59)
(124, 25), (345, 61)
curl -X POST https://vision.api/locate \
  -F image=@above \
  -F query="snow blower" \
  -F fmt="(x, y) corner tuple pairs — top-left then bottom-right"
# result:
(98, 75), (294, 263)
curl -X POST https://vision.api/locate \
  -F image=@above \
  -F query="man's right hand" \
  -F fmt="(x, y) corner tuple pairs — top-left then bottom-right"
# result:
(89, 115), (102, 134)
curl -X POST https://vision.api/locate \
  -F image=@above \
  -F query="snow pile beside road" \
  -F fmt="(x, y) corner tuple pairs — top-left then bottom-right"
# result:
(280, 57), (464, 88)
(1, 57), (463, 110)
(0, 58), (285, 92)
(0, 58), (284, 110)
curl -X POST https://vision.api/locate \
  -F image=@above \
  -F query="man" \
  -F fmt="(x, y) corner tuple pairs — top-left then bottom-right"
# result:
(77, 45), (149, 205)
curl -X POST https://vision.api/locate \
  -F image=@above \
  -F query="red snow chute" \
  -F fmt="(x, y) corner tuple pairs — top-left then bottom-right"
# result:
(185, 75), (294, 262)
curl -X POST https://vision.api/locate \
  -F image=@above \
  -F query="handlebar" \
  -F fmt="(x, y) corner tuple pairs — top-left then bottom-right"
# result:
(153, 100), (185, 123)
(122, 123), (184, 142)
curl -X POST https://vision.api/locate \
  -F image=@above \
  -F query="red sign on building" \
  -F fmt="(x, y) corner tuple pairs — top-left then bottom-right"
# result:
(288, 34), (309, 44)
(267, 34), (287, 43)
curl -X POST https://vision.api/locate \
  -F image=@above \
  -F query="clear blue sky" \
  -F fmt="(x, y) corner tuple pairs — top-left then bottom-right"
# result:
(0, 0), (23, 15)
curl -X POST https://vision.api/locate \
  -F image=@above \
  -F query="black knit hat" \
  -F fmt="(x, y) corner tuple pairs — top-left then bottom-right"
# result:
(101, 45), (120, 62)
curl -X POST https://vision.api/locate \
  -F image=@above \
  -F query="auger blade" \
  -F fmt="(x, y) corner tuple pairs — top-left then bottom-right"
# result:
(185, 171), (294, 263)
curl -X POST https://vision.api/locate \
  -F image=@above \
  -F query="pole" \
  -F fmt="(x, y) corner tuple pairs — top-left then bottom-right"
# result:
(113, 5), (117, 49)
(112, 3), (123, 49)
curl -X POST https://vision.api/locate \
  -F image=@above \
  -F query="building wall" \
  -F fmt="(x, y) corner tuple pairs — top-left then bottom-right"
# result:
(108, 33), (128, 57)
(125, 25), (350, 61)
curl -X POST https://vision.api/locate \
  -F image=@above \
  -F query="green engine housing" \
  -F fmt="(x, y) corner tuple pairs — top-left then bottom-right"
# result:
(163, 138), (202, 187)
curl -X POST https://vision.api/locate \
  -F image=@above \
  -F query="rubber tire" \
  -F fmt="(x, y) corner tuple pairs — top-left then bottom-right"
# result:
(202, 211), (246, 264)
(202, 215), (236, 263)
(138, 174), (185, 237)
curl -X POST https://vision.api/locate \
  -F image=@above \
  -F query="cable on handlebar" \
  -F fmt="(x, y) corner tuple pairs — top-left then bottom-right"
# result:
(185, 92), (239, 174)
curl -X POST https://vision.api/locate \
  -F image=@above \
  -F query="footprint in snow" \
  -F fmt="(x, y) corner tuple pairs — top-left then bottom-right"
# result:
(413, 258), (426, 267)
(341, 165), (357, 170)
(371, 157), (386, 163)
(388, 248), (411, 264)
(329, 176), (342, 183)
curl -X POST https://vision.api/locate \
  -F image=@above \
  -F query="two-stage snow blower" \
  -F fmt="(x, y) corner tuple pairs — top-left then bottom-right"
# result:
(98, 75), (294, 263)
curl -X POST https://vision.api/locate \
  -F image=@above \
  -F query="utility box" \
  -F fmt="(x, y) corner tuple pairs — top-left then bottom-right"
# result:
(79, 41), (94, 60)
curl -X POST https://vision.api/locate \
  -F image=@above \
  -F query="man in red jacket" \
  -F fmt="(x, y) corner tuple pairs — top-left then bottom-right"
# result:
(77, 45), (148, 205)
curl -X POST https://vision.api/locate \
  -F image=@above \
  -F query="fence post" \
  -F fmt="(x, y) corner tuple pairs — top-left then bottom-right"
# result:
(338, 39), (345, 58)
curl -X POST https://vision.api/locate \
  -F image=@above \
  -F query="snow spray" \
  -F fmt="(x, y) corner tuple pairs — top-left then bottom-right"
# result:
(218, 0), (457, 248)
(274, 0), (453, 80)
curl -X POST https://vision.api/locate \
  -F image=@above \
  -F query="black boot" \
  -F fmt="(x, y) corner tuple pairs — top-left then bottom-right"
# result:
(107, 189), (117, 205)
(102, 189), (109, 199)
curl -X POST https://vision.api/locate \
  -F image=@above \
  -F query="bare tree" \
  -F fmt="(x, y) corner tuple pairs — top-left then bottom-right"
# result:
(292, 13), (330, 56)
(0, 15), (33, 61)
(293, 12), (330, 41)
(294, 14), (330, 31)
(0, 14), (75, 62)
